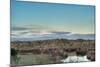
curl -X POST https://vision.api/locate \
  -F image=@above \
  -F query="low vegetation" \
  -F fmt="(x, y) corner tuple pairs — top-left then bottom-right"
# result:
(11, 39), (95, 65)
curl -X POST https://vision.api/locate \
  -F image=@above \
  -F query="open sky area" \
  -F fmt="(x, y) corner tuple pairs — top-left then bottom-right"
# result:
(11, 0), (95, 34)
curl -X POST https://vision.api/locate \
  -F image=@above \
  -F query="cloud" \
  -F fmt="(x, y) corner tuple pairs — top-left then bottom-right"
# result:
(51, 31), (71, 34)
(11, 26), (30, 31)
(11, 29), (95, 41)
(11, 25), (95, 41)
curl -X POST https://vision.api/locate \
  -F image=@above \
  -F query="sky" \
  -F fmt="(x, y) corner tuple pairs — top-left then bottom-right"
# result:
(11, 0), (95, 34)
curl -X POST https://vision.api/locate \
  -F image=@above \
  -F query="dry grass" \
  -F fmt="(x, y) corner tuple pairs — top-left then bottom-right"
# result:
(11, 39), (95, 65)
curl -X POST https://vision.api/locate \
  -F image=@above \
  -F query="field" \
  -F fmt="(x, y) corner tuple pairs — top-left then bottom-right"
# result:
(11, 39), (95, 66)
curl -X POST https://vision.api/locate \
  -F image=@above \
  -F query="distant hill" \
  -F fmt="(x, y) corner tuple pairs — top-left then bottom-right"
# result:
(11, 31), (95, 41)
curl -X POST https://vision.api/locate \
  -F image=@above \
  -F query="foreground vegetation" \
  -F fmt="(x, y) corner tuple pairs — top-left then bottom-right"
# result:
(11, 39), (95, 65)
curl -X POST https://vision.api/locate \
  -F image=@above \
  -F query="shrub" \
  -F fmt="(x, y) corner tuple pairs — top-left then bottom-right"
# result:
(76, 51), (87, 56)
(11, 48), (18, 56)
